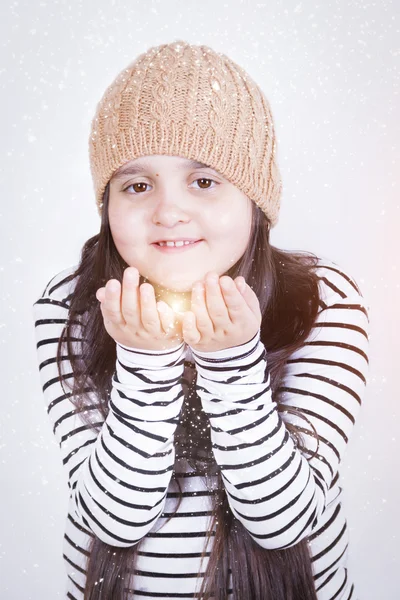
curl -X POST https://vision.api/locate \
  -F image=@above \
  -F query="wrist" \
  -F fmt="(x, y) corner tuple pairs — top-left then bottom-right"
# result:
(190, 329), (261, 362)
(117, 339), (186, 369)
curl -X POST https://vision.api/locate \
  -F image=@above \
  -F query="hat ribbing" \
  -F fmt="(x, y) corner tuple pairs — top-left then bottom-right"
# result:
(88, 39), (282, 227)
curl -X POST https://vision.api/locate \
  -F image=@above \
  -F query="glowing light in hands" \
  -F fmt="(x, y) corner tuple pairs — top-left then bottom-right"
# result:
(156, 289), (192, 316)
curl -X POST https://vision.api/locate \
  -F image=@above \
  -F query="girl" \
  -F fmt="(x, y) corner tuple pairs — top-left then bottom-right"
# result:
(32, 40), (370, 600)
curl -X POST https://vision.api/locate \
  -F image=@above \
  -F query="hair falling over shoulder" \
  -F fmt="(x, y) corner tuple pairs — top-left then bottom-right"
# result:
(55, 183), (322, 600)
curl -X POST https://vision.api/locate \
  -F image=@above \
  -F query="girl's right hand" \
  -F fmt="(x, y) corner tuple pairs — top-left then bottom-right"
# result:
(95, 266), (184, 351)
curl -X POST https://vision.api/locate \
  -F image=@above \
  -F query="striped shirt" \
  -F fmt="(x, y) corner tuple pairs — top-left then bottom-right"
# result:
(32, 257), (370, 599)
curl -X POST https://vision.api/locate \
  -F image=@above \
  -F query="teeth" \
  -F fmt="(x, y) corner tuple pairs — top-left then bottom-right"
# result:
(158, 240), (195, 247)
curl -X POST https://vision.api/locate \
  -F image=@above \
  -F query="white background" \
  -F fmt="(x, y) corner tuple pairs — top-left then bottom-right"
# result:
(0, 0), (399, 598)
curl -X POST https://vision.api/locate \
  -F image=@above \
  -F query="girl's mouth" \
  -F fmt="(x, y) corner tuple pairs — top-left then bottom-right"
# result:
(152, 240), (204, 253)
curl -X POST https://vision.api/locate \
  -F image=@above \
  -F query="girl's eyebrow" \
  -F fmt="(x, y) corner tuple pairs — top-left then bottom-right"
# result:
(112, 159), (216, 180)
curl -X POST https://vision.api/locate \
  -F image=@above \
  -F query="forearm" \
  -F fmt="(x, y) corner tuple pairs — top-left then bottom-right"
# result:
(69, 341), (187, 546)
(193, 331), (325, 550)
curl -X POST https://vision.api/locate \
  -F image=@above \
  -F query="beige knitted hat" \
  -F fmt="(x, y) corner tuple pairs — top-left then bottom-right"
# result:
(88, 39), (282, 227)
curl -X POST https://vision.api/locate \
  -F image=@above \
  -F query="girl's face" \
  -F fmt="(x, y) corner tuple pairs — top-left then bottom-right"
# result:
(108, 155), (253, 293)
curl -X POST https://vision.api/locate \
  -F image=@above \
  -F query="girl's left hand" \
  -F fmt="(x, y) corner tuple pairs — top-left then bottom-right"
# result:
(180, 272), (262, 353)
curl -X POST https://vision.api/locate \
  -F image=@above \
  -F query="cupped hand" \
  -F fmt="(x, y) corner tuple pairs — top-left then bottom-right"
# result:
(95, 267), (184, 352)
(180, 272), (262, 353)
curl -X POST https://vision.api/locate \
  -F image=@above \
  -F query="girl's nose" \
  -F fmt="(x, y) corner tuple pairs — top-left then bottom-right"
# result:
(151, 196), (190, 227)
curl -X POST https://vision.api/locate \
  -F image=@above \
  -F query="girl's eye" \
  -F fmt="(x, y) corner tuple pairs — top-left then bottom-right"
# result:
(191, 178), (218, 190)
(123, 182), (150, 194)
(122, 178), (218, 195)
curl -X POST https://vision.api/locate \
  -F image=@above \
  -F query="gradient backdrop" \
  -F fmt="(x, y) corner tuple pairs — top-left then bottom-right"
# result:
(0, 0), (398, 598)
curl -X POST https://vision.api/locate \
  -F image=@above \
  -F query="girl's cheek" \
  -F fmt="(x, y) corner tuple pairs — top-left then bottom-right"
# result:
(109, 211), (138, 240)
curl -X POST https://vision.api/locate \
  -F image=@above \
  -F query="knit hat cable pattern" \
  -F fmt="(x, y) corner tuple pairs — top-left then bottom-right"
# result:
(88, 40), (282, 227)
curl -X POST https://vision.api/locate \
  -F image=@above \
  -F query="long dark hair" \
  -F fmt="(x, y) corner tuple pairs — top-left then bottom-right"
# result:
(56, 182), (322, 599)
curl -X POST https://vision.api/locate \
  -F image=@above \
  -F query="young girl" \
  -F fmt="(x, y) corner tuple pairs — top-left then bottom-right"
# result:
(32, 40), (370, 600)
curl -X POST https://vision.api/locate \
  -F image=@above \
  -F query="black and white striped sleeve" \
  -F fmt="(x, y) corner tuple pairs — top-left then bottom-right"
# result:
(191, 260), (370, 550)
(32, 269), (187, 547)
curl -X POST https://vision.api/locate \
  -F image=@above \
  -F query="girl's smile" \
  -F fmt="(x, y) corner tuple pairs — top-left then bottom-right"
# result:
(151, 239), (204, 253)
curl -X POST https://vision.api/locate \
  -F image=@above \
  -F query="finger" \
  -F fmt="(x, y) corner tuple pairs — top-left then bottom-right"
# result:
(220, 276), (248, 323)
(182, 310), (201, 344)
(140, 283), (162, 333)
(234, 277), (246, 295)
(234, 278), (262, 318)
(120, 267), (141, 328)
(96, 287), (106, 303)
(191, 281), (214, 336)
(204, 272), (230, 328)
(102, 279), (126, 326)
(156, 301), (176, 334)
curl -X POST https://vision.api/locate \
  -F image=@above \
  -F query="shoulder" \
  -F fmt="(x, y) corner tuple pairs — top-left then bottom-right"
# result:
(33, 264), (79, 310)
(32, 265), (82, 356)
(311, 255), (368, 311)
